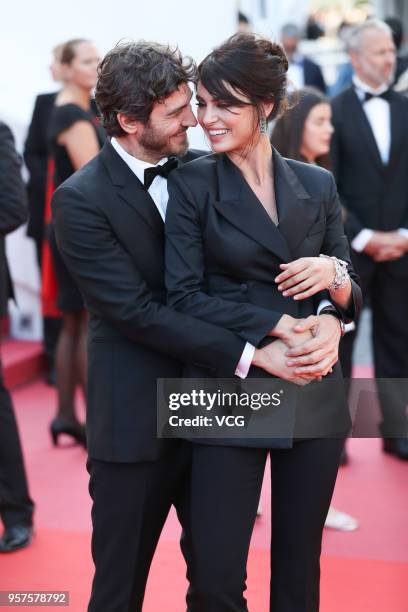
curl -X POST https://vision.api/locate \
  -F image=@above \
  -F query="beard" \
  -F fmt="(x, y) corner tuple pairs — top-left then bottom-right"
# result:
(139, 122), (189, 158)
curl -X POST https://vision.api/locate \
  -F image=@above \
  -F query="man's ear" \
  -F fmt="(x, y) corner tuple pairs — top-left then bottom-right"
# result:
(117, 113), (143, 135)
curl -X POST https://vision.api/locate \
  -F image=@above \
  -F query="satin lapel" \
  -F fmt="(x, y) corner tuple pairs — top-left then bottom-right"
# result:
(347, 89), (384, 171)
(272, 149), (318, 253)
(100, 141), (164, 235)
(213, 154), (292, 262)
(386, 93), (403, 180)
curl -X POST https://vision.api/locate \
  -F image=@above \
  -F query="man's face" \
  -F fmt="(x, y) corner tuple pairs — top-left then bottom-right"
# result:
(281, 35), (299, 61)
(139, 83), (197, 158)
(351, 28), (396, 88)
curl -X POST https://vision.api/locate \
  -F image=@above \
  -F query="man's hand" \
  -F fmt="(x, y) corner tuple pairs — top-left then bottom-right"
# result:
(271, 314), (314, 348)
(364, 231), (408, 259)
(283, 314), (342, 378)
(253, 340), (311, 386)
(373, 246), (405, 261)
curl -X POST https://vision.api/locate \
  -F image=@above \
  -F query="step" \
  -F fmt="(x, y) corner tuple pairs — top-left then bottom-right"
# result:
(2, 338), (46, 389)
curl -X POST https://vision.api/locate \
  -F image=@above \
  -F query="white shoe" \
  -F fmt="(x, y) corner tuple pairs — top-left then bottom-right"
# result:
(324, 507), (359, 531)
(256, 502), (262, 517)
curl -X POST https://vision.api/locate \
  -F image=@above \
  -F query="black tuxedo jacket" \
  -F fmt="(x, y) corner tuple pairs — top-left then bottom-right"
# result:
(331, 86), (408, 277)
(0, 122), (28, 315)
(303, 57), (326, 93)
(24, 92), (56, 244)
(51, 141), (282, 462)
(165, 149), (362, 445)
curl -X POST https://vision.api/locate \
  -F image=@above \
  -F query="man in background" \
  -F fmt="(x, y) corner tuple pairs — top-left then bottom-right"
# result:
(0, 120), (34, 552)
(331, 19), (408, 460)
(280, 23), (326, 93)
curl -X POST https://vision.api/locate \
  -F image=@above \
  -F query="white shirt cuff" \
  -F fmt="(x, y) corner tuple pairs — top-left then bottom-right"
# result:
(317, 299), (332, 315)
(351, 229), (374, 252)
(398, 228), (408, 239)
(235, 342), (255, 379)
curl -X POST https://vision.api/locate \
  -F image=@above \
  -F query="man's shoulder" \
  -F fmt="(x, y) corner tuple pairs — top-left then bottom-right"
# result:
(331, 85), (353, 107)
(55, 153), (106, 199)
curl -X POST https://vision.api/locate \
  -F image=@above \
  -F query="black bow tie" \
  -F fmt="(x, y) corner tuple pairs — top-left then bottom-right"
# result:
(143, 158), (178, 190)
(364, 90), (392, 103)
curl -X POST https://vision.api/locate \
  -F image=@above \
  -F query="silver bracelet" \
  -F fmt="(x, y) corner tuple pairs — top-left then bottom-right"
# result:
(319, 254), (350, 291)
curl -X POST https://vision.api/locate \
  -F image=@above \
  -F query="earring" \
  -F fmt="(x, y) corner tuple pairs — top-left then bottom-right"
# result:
(260, 117), (267, 134)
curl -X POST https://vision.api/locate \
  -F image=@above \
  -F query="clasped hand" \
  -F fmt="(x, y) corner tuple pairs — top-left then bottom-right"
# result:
(254, 313), (341, 387)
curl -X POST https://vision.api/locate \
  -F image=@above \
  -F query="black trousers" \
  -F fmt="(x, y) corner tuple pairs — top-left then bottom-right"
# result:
(87, 441), (191, 612)
(33, 235), (62, 371)
(0, 353), (34, 529)
(339, 263), (408, 436)
(186, 438), (344, 612)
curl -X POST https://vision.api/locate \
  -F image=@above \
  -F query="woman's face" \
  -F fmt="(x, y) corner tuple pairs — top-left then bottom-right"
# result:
(196, 81), (259, 154)
(300, 102), (334, 163)
(66, 42), (100, 91)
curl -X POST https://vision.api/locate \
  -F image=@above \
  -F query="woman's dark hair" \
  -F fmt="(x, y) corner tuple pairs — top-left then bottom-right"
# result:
(95, 40), (196, 137)
(198, 33), (289, 125)
(271, 87), (331, 169)
(60, 39), (90, 65)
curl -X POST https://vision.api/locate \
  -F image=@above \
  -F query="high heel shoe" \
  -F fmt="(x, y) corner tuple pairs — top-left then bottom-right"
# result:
(50, 418), (87, 448)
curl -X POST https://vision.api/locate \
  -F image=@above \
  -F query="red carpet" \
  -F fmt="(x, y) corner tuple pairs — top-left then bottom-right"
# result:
(0, 379), (407, 611)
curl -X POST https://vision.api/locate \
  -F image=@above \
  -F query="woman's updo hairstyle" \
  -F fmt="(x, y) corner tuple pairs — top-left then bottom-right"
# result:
(198, 33), (289, 124)
(60, 39), (91, 66)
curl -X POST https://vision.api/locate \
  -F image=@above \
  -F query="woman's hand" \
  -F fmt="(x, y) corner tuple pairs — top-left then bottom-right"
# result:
(275, 257), (335, 301)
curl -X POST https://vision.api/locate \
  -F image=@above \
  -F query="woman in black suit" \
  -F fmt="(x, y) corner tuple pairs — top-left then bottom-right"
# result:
(165, 34), (362, 611)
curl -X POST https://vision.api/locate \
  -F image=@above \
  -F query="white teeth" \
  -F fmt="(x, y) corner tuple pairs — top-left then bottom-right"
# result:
(208, 129), (229, 136)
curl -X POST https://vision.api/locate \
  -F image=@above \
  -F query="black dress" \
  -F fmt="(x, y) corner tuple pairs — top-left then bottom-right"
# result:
(48, 103), (105, 312)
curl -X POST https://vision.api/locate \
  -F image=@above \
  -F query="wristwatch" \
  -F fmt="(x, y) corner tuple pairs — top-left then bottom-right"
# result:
(319, 306), (346, 337)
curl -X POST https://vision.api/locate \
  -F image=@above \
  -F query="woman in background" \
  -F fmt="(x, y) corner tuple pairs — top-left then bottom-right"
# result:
(272, 87), (358, 531)
(48, 39), (104, 446)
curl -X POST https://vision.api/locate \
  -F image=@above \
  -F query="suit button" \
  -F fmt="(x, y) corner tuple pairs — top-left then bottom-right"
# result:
(240, 283), (248, 293)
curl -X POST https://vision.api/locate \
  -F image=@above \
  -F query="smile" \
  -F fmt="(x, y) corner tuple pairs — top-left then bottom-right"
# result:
(208, 129), (230, 136)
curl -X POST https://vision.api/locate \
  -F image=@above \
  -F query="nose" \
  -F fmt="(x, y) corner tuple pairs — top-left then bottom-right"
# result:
(183, 105), (198, 128)
(201, 104), (218, 127)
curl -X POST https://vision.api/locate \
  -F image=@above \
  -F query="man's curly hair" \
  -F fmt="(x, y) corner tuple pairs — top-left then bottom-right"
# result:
(95, 40), (197, 136)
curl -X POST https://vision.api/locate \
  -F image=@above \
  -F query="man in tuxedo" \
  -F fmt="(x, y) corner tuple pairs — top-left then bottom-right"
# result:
(0, 121), (34, 552)
(331, 19), (408, 460)
(281, 23), (326, 93)
(52, 41), (347, 610)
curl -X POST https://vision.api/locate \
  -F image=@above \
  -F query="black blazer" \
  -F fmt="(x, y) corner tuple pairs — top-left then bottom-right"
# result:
(303, 57), (327, 93)
(165, 149), (362, 446)
(24, 92), (56, 244)
(0, 122), (28, 316)
(51, 141), (277, 462)
(331, 86), (408, 277)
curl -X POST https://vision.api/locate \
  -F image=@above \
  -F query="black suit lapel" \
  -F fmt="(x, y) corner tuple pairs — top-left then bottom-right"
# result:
(387, 93), (403, 179)
(100, 141), (164, 235)
(212, 151), (316, 262)
(213, 153), (292, 261)
(347, 88), (385, 171)
(272, 149), (318, 253)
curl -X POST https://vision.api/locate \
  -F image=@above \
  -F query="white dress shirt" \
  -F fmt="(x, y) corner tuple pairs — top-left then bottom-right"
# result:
(111, 137), (255, 377)
(287, 54), (305, 91)
(350, 77), (408, 251)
